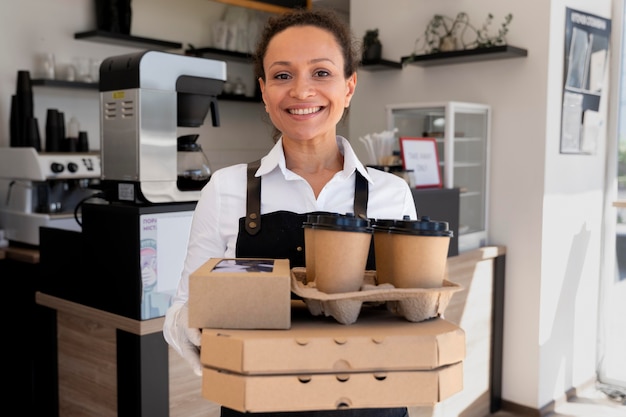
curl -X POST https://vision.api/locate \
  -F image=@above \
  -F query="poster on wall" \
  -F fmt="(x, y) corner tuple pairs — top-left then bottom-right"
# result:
(560, 8), (611, 154)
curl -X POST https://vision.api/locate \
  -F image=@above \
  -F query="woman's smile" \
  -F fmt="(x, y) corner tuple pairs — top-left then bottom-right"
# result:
(288, 106), (322, 115)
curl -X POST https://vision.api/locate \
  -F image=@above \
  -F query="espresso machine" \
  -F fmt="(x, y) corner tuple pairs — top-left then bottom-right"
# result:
(39, 51), (228, 320)
(0, 147), (101, 246)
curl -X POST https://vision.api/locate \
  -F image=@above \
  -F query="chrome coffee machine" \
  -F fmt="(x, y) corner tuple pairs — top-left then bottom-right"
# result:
(0, 147), (101, 245)
(99, 50), (226, 203)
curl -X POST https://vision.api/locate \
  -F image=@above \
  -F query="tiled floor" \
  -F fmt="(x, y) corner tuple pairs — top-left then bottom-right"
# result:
(488, 385), (625, 417)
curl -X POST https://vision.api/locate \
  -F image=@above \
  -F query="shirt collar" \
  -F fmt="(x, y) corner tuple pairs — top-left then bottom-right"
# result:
(255, 136), (373, 183)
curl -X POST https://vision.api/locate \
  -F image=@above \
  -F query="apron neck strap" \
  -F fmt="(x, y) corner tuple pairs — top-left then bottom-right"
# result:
(244, 160), (369, 235)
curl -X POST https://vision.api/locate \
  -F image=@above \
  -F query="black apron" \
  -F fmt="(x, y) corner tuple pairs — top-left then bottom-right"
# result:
(224, 161), (408, 417)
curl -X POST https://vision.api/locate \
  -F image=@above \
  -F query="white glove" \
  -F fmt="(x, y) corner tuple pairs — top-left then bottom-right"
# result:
(163, 302), (203, 376)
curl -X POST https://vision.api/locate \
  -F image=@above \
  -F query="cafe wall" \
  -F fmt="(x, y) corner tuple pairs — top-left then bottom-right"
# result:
(350, 0), (613, 411)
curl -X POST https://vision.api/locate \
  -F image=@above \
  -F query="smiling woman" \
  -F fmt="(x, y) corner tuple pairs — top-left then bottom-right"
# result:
(162, 8), (417, 417)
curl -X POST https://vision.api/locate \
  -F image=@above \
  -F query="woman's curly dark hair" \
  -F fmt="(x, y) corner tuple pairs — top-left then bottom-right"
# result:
(252, 8), (360, 82)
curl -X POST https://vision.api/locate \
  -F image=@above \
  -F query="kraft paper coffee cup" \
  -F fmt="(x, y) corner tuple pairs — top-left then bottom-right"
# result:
(302, 213), (319, 284)
(372, 217), (408, 286)
(311, 214), (373, 294)
(373, 216), (453, 289)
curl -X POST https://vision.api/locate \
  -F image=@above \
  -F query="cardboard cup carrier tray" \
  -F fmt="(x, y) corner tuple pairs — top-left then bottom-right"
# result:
(291, 267), (462, 325)
(190, 258), (466, 413)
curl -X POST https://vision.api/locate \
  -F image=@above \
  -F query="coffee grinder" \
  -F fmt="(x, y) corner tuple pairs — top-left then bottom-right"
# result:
(40, 51), (228, 320)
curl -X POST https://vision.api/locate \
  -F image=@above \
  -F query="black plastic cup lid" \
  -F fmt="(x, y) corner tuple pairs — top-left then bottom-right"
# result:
(388, 216), (453, 237)
(302, 212), (337, 228)
(311, 213), (372, 233)
(372, 215), (411, 231)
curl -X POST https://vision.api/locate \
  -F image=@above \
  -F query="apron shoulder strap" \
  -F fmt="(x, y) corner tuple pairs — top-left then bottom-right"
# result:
(353, 169), (369, 218)
(245, 159), (262, 235)
(245, 161), (369, 234)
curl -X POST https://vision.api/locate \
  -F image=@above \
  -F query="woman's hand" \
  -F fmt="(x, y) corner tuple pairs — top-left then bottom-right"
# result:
(163, 302), (203, 376)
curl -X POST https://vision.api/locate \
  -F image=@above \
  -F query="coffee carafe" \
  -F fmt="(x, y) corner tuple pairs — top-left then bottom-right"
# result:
(177, 134), (211, 191)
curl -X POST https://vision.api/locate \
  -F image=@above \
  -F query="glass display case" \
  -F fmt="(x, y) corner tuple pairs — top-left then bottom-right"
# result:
(386, 101), (491, 252)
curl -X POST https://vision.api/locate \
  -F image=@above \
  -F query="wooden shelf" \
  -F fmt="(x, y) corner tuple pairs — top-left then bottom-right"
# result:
(186, 47), (253, 63)
(360, 59), (403, 72)
(402, 45), (528, 67)
(211, 0), (310, 14)
(32, 79), (99, 90)
(74, 30), (182, 50)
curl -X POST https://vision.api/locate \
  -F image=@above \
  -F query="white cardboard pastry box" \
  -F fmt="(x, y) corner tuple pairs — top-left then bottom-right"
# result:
(200, 302), (465, 412)
(189, 258), (291, 329)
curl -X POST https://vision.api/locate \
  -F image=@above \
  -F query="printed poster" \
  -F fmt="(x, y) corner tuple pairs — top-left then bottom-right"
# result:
(560, 8), (611, 154)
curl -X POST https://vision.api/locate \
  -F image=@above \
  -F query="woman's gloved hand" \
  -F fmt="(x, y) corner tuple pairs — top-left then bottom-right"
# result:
(163, 302), (202, 376)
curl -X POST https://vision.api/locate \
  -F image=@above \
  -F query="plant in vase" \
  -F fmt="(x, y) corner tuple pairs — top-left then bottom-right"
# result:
(470, 13), (513, 48)
(404, 12), (514, 64)
(362, 29), (382, 62)
(420, 13), (471, 54)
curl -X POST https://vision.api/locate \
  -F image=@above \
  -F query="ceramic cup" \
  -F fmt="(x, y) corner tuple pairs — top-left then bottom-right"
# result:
(373, 216), (453, 289)
(311, 213), (373, 294)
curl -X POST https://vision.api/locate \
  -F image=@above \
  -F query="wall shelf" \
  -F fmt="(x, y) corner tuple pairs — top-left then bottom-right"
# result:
(32, 79), (99, 90)
(219, 93), (261, 102)
(402, 45), (528, 67)
(186, 47), (252, 63)
(31, 79), (261, 102)
(211, 0), (310, 14)
(74, 30), (182, 50)
(360, 59), (403, 72)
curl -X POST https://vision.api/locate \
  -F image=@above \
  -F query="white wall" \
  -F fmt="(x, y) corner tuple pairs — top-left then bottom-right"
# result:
(351, 0), (613, 410)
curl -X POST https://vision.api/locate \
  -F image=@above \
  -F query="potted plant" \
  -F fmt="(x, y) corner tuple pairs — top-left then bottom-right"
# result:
(362, 29), (382, 62)
(422, 12), (471, 53)
(404, 12), (514, 63)
(471, 13), (513, 48)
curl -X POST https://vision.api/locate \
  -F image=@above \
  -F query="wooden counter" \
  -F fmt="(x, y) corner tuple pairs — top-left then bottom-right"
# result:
(36, 293), (165, 335)
(35, 292), (220, 417)
(613, 200), (626, 208)
(0, 245), (40, 263)
(36, 246), (506, 417)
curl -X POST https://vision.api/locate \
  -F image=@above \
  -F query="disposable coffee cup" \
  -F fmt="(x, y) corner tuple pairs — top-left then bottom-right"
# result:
(312, 214), (373, 294)
(302, 213), (319, 284)
(371, 216), (410, 285)
(378, 216), (453, 289)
